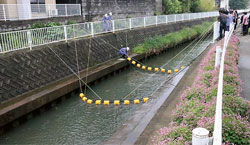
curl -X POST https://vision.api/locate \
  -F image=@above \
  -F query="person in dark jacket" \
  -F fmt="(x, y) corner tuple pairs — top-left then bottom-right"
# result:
(234, 10), (238, 30)
(218, 9), (228, 39)
(119, 47), (130, 58)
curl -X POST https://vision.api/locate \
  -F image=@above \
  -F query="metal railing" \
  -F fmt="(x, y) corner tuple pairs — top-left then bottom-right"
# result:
(0, 4), (81, 21)
(0, 11), (219, 53)
(212, 23), (235, 145)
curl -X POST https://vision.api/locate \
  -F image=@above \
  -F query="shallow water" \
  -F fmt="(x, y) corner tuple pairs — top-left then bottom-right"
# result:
(0, 35), (212, 145)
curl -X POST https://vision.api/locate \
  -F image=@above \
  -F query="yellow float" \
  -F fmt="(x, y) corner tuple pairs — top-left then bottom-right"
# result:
(124, 100), (130, 105)
(143, 97), (149, 103)
(104, 100), (110, 105)
(82, 97), (88, 102)
(87, 99), (93, 104)
(134, 99), (140, 104)
(80, 93), (85, 98)
(168, 70), (172, 74)
(142, 66), (146, 70)
(174, 69), (179, 72)
(137, 64), (141, 68)
(95, 100), (101, 105)
(161, 69), (165, 73)
(114, 100), (120, 105)
(154, 68), (159, 72)
(148, 67), (152, 71)
(132, 61), (136, 65)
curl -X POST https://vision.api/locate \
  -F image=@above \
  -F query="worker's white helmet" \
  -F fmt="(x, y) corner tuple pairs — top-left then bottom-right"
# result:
(105, 14), (108, 17)
(126, 47), (130, 51)
(109, 12), (112, 16)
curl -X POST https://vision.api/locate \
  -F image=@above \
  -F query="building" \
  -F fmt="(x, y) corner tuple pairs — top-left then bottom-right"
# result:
(81, 0), (162, 21)
(0, 0), (81, 21)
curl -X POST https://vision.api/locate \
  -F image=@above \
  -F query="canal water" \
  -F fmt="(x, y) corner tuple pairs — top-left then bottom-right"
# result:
(0, 35), (212, 145)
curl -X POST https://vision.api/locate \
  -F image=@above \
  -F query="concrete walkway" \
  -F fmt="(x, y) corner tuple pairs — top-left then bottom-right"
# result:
(238, 34), (250, 101)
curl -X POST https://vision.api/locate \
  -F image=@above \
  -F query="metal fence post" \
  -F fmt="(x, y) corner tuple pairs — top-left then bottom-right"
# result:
(27, 30), (32, 50)
(65, 4), (68, 16)
(129, 18), (132, 30)
(215, 46), (222, 68)
(3, 5), (6, 21)
(48, 5), (51, 17)
(156, 16), (158, 26)
(91, 22), (94, 37)
(144, 17), (146, 27)
(112, 20), (115, 33)
(64, 25), (67, 42)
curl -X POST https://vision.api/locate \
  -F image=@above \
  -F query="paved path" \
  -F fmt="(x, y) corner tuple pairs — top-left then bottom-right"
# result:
(238, 34), (250, 101)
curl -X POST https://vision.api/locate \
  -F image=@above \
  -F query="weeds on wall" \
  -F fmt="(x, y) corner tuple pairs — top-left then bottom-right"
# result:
(132, 22), (213, 54)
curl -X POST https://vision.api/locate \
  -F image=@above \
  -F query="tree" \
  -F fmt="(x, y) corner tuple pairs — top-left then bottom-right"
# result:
(190, 0), (201, 12)
(163, 0), (182, 14)
(229, 0), (249, 10)
(199, 0), (216, 12)
(162, 0), (216, 14)
(179, 0), (191, 13)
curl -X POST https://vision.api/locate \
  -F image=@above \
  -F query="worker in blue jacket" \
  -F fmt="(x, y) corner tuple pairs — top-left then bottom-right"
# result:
(119, 47), (130, 58)
(102, 14), (108, 31)
(107, 12), (112, 31)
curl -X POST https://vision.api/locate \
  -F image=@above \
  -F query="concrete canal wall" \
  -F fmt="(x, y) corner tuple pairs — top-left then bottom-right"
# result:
(0, 17), (214, 129)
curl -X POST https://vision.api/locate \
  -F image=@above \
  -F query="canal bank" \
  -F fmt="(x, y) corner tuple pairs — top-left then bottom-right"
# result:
(0, 17), (214, 130)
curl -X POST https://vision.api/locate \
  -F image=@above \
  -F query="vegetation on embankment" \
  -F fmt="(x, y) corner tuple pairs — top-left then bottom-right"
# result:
(153, 35), (250, 145)
(161, 0), (216, 15)
(132, 22), (213, 54)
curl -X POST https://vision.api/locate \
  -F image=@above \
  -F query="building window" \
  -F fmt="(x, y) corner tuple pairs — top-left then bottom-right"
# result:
(31, 0), (46, 13)
(31, 0), (45, 4)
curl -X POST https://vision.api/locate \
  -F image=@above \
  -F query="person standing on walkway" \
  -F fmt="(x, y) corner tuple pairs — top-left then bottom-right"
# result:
(227, 11), (234, 31)
(234, 10), (238, 30)
(103, 14), (108, 32)
(218, 9), (228, 39)
(107, 12), (113, 31)
(248, 13), (250, 34)
(242, 12), (249, 36)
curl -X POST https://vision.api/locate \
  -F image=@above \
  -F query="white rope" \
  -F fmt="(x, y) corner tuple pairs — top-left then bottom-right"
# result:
(73, 25), (83, 93)
(46, 44), (103, 100)
(85, 38), (91, 94)
(122, 24), (213, 100)
(176, 24), (213, 68)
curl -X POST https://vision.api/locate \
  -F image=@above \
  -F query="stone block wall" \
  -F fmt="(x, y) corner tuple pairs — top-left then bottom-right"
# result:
(82, 0), (158, 21)
(0, 18), (213, 103)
